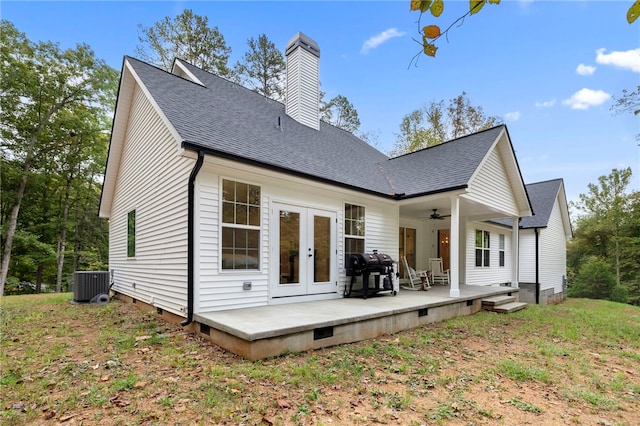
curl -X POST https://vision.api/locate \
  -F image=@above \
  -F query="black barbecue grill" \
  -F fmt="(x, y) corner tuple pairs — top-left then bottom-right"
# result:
(345, 251), (396, 299)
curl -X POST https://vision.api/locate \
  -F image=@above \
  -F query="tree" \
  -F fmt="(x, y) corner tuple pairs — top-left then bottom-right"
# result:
(409, 1), (639, 61)
(567, 256), (616, 300)
(390, 91), (501, 155)
(611, 85), (640, 141)
(568, 168), (640, 305)
(574, 168), (632, 287)
(136, 9), (232, 76)
(0, 20), (117, 295)
(233, 34), (286, 101)
(320, 95), (361, 133)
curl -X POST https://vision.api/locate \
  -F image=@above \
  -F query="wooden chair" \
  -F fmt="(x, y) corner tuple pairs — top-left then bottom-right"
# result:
(429, 258), (450, 286)
(401, 256), (430, 290)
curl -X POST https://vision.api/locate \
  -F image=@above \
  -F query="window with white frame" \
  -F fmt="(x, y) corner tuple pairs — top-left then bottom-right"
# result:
(499, 234), (505, 267)
(344, 204), (365, 265)
(475, 229), (490, 267)
(221, 179), (261, 270)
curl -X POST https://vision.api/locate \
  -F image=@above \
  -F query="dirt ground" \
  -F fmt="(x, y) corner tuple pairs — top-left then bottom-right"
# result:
(2, 297), (639, 425)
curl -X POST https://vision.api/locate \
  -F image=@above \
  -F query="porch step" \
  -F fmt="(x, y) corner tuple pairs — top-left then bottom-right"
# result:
(481, 295), (527, 314)
(486, 301), (528, 314)
(481, 295), (516, 306)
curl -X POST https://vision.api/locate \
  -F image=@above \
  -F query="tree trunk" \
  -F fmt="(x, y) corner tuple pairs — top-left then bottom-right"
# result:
(35, 263), (44, 293)
(0, 172), (28, 296)
(56, 177), (73, 293)
(0, 104), (61, 296)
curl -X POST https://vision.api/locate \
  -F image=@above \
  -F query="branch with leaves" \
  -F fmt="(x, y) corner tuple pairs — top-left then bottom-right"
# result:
(410, 0), (639, 63)
(409, 0), (500, 63)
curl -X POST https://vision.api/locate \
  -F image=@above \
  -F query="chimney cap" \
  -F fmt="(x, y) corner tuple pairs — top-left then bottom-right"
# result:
(285, 32), (320, 58)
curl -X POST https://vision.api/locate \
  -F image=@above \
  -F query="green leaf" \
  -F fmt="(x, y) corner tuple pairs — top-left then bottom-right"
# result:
(470, 0), (486, 15)
(628, 0), (640, 24)
(420, 0), (433, 13)
(488, 0), (501, 4)
(431, 0), (444, 17)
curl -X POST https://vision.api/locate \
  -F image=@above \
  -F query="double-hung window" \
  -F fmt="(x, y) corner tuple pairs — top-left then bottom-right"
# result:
(499, 234), (505, 267)
(344, 204), (365, 265)
(475, 229), (490, 267)
(221, 179), (261, 270)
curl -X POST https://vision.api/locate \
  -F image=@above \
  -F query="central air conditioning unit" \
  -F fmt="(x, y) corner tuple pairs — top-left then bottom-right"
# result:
(73, 271), (111, 303)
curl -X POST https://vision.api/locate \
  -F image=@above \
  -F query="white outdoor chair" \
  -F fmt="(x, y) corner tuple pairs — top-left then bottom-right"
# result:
(401, 256), (430, 291)
(429, 258), (450, 286)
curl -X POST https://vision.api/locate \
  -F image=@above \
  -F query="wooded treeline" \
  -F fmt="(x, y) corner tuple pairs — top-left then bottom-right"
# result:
(568, 168), (640, 305)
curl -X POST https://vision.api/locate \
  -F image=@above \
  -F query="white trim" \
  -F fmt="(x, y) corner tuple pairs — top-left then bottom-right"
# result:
(449, 196), (460, 298)
(171, 60), (205, 86)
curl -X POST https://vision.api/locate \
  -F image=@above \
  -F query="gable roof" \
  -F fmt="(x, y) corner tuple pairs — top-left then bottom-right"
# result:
(519, 179), (565, 228)
(382, 126), (506, 198)
(493, 178), (571, 235)
(102, 57), (531, 211)
(127, 57), (393, 196)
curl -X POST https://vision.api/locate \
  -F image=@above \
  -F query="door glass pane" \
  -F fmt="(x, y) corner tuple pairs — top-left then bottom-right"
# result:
(314, 216), (331, 282)
(406, 228), (416, 269)
(279, 211), (300, 284)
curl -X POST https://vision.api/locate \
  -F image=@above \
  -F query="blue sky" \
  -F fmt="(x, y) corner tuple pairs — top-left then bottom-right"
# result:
(3, 1), (639, 205)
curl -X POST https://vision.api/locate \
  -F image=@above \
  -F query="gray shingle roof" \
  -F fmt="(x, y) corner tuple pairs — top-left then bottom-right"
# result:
(382, 126), (505, 197)
(493, 179), (563, 228)
(519, 179), (563, 228)
(125, 57), (505, 199)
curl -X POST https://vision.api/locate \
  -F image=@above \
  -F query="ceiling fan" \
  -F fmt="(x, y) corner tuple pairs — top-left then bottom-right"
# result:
(429, 209), (451, 220)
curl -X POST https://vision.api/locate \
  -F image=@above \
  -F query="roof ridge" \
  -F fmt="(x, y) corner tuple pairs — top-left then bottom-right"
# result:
(388, 124), (506, 160)
(126, 56), (208, 89)
(526, 178), (564, 187)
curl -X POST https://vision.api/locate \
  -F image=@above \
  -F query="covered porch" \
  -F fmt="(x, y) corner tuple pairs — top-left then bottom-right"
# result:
(194, 284), (520, 360)
(398, 192), (522, 298)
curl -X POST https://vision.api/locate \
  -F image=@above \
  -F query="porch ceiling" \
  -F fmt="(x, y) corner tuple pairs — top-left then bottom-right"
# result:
(399, 196), (515, 222)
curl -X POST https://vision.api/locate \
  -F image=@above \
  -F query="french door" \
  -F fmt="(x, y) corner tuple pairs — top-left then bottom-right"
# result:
(271, 203), (337, 298)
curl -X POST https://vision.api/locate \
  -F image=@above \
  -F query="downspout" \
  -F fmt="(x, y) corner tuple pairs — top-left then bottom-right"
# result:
(534, 227), (540, 305)
(181, 150), (204, 327)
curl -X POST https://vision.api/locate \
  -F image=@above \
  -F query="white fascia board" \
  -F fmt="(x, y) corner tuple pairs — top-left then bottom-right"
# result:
(171, 60), (205, 86)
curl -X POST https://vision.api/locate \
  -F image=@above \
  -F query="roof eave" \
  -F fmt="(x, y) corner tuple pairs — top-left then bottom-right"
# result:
(181, 141), (397, 200)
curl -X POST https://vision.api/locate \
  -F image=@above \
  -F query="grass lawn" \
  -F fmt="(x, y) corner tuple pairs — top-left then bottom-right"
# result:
(1, 294), (639, 425)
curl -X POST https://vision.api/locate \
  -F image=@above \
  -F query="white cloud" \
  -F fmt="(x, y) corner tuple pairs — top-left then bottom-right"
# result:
(562, 88), (610, 110)
(535, 99), (556, 108)
(595, 48), (640, 73)
(505, 111), (521, 121)
(361, 28), (405, 54)
(576, 63), (596, 76)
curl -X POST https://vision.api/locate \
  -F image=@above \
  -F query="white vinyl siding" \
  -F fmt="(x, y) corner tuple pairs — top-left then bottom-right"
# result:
(539, 200), (568, 293)
(109, 85), (193, 316)
(285, 42), (320, 130)
(465, 222), (512, 286)
(517, 198), (568, 296)
(465, 144), (519, 216)
(195, 159), (398, 313)
(518, 230), (536, 283)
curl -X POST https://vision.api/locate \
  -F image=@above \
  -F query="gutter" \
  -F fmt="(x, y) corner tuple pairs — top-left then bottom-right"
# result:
(181, 141), (412, 201)
(181, 150), (205, 327)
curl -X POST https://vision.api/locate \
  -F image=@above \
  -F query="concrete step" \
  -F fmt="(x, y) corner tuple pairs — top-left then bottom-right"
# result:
(485, 301), (528, 314)
(481, 295), (516, 306)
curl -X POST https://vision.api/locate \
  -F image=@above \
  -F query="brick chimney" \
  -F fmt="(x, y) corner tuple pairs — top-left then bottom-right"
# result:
(285, 33), (320, 131)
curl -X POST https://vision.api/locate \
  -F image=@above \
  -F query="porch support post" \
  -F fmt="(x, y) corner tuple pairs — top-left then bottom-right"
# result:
(511, 217), (519, 288)
(449, 196), (460, 297)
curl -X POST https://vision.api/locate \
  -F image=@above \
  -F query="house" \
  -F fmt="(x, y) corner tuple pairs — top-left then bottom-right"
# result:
(100, 33), (562, 354)
(495, 179), (572, 304)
